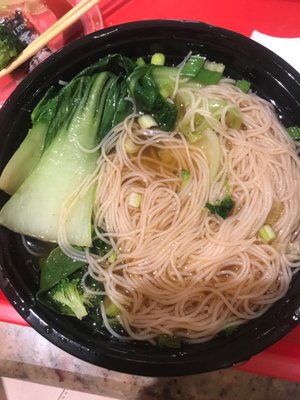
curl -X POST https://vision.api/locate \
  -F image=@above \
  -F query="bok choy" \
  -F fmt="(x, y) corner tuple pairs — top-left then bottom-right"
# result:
(0, 55), (134, 247)
(0, 87), (59, 195)
(127, 65), (177, 131)
(37, 247), (103, 319)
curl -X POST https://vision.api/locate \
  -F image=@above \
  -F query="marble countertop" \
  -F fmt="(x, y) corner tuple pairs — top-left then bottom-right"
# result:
(1, 321), (300, 399)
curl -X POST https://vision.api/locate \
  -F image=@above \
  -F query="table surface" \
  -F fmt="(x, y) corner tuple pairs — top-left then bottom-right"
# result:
(2, 321), (300, 400)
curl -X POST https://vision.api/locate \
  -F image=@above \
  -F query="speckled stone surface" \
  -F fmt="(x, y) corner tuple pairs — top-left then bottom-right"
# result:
(1, 321), (300, 399)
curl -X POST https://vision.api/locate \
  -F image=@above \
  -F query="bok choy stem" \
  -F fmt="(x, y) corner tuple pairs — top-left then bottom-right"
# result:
(0, 55), (134, 246)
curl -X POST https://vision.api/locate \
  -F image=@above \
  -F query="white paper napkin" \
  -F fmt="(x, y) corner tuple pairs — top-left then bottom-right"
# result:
(251, 30), (300, 73)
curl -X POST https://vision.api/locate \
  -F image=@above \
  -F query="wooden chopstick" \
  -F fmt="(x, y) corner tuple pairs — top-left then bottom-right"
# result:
(25, 0), (94, 52)
(0, 0), (100, 79)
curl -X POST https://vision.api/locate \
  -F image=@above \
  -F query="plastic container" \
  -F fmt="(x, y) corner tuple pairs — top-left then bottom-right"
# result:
(0, 19), (299, 377)
(0, 0), (103, 107)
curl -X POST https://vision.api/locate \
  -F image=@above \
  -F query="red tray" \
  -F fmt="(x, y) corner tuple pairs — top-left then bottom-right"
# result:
(1, 0), (300, 382)
(103, 0), (300, 38)
(0, 290), (28, 327)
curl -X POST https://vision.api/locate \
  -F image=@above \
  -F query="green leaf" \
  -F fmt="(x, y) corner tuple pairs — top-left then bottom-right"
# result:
(31, 87), (59, 125)
(180, 55), (206, 79)
(92, 237), (112, 257)
(195, 69), (223, 85)
(99, 77), (132, 139)
(38, 247), (85, 295)
(287, 126), (300, 140)
(0, 54), (134, 246)
(127, 66), (177, 131)
(223, 325), (239, 336)
(236, 79), (251, 93)
(37, 247), (104, 318)
(0, 87), (59, 195)
(76, 53), (136, 78)
(206, 195), (235, 219)
(37, 247), (85, 316)
(157, 335), (182, 349)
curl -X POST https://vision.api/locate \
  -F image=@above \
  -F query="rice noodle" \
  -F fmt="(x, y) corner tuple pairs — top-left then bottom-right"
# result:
(59, 81), (300, 343)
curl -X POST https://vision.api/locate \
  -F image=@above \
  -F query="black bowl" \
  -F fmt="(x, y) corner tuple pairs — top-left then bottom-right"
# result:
(0, 20), (300, 377)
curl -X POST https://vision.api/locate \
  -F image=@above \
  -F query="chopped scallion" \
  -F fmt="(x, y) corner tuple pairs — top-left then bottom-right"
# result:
(225, 106), (242, 129)
(180, 55), (206, 79)
(136, 57), (146, 66)
(194, 60), (225, 85)
(195, 69), (223, 85)
(258, 225), (276, 243)
(159, 86), (171, 99)
(204, 60), (225, 73)
(181, 169), (190, 187)
(104, 297), (119, 317)
(108, 251), (117, 263)
(138, 114), (158, 129)
(236, 79), (251, 93)
(151, 53), (165, 66)
(124, 137), (139, 154)
(128, 192), (142, 208)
